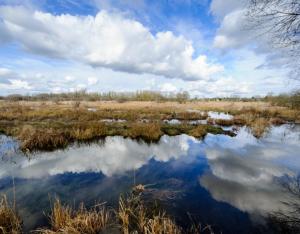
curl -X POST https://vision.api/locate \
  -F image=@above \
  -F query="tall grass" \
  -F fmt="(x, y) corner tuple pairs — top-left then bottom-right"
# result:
(37, 191), (205, 234)
(117, 193), (182, 234)
(0, 196), (22, 234)
(38, 198), (112, 234)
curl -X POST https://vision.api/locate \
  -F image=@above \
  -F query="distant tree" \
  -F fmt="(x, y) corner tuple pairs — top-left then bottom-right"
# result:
(176, 91), (190, 103)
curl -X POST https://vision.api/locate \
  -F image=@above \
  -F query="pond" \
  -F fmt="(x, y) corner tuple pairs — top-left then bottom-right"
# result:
(0, 124), (299, 233)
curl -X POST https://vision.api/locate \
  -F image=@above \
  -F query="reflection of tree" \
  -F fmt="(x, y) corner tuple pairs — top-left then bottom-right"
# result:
(267, 176), (300, 233)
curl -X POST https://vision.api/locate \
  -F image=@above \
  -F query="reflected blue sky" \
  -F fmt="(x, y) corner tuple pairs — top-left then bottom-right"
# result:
(0, 125), (299, 232)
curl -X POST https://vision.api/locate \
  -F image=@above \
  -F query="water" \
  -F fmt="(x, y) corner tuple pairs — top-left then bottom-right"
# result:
(208, 111), (233, 120)
(0, 124), (299, 233)
(163, 111), (233, 125)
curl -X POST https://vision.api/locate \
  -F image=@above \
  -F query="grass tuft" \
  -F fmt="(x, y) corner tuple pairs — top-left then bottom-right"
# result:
(0, 196), (22, 234)
(38, 198), (112, 234)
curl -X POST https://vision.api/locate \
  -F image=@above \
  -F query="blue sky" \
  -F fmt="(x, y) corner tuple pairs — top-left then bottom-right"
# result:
(0, 0), (298, 97)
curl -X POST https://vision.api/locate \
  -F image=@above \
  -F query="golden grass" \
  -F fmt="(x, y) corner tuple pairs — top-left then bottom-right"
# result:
(188, 126), (210, 138)
(0, 100), (298, 151)
(0, 120), (229, 152)
(249, 118), (270, 138)
(0, 188), (216, 234)
(117, 194), (182, 234)
(37, 198), (112, 234)
(0, 196), (22, 234)
(18, 126), (69, 152)
(37, 194), (183, 234)
(127, 123), (163, 141)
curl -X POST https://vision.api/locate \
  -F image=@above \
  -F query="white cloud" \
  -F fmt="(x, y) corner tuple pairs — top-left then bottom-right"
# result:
(159, 83), (178, 93)
(0, 6), (223, 81)
(9, 79), (32, 89)
(0, 67), (12, 76)
(187, 76), (252, 97)
(0, 67), (17, 84)
(210, 0), (246, 20)
(0, 79), (32, 91)
(88, 76), (98, 85)
(0, 67), (32, 92)
(64, 75), (75, 82)
(213, 9), (251, 50)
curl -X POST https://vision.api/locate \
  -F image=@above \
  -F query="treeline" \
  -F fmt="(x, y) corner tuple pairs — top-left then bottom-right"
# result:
(264, 90), (300, 109)
(0, 90), (299, 108)
(0, 90), (191, 103)
(0, 90), (257, 103)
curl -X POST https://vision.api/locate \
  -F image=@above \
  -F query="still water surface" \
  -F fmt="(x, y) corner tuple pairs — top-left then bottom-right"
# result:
(0, 124), (299, 233)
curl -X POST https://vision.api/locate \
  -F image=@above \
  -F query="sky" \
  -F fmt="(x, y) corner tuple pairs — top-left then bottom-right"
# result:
(0, 0), (299, 97)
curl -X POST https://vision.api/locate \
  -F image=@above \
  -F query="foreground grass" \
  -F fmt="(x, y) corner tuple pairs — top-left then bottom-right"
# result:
(1, 187), (213, 234)
(37, 199), (112, 234)
(0, 100), (298, 151)
(0, 196), (22, 234)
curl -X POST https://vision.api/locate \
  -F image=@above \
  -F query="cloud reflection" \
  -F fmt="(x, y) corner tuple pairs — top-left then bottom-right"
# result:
(0, 135), (199, 179)
(200, 125), (300, 215)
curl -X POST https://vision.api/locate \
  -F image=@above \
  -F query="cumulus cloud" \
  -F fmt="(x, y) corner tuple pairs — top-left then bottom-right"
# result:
(0, 6), (223, 81)
(213, 9), (251, 50)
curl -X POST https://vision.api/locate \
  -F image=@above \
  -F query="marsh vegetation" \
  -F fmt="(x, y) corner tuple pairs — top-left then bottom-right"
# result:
(0, 92), (299, 152)
(0, 123), (299, 233)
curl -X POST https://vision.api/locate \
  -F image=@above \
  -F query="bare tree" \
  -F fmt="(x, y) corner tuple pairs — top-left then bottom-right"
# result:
(247, 0), (300, 78)
(247, 0), (300, 51)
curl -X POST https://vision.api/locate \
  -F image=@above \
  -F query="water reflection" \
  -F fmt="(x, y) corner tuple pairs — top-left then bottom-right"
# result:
(208, 111), (233, 120)
(0, 125), (299, 233)
(200, 125), (300, 218)
(0, 135), (200, 179)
